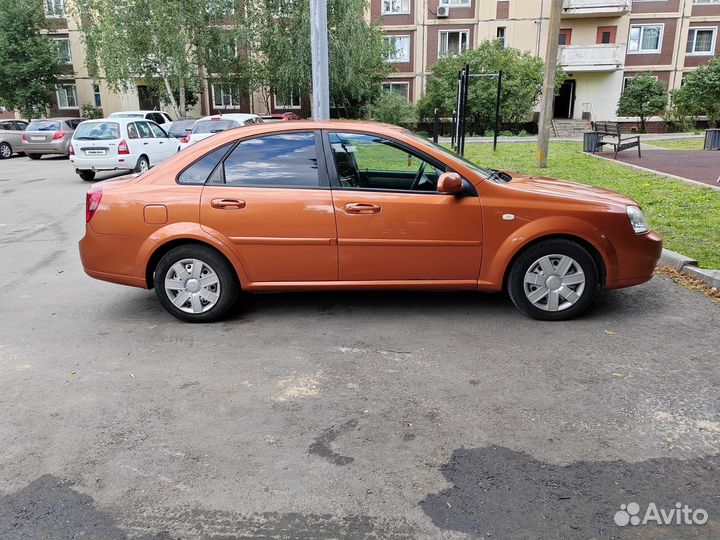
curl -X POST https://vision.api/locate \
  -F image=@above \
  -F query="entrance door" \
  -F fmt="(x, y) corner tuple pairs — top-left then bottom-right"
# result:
(553, 79), (576, 119)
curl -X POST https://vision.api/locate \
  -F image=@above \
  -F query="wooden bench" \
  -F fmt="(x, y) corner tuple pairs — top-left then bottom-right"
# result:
(591, 121), (641, 159)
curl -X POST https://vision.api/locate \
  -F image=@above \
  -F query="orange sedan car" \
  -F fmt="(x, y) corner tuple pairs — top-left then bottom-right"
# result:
(79, 121), (662, 322)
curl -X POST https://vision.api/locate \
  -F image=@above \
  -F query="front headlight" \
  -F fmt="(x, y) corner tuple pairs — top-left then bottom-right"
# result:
(626, 205), (649, 234)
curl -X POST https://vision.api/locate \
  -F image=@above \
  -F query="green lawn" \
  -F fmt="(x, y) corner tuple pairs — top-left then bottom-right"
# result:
(463, 142), (720, 269)
(644, 138), (705, 151)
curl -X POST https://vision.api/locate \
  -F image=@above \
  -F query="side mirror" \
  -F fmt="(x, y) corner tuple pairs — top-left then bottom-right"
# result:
(437, 172), (464, 195)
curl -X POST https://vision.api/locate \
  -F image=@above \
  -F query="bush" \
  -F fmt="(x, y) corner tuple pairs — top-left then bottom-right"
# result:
(365, 91), (416, 125)
(80, 103), (103, 119)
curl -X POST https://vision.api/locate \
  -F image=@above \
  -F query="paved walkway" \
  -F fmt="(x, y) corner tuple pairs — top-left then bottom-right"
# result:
(597, 149), (720, 188)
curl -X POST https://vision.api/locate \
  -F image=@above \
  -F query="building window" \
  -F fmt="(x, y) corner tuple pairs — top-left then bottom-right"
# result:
(53, 38), (71, 64)
(382, 82), (410, 100)
(56, 84), (77, 108)
(381, 0), (410, 15)
(439, 0), (471, 7)
(383, 35), (410, 63)
(558, 29), (572, 46)
(496, 27), (506, 48)
(686, 28), (716, 55)
(274, 92), (301, 109)
(693, 0), (720, 3)
(212, 84), (235, 108)
(438, 30), (469, 58)
(44, 0), (65, 17)
(93, 84), (102, 107)
(628, 24), (663, 53)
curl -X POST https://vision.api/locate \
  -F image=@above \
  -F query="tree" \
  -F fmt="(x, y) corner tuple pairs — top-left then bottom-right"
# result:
(418, 41), (561, 129)
(364, 91), (416, 125)
(616, 72), (668, 132)
(671, 56), (720, 127)
(71, 0), (254, 118)
(259, 0), (389, 118)
(0, 0), (63, 118)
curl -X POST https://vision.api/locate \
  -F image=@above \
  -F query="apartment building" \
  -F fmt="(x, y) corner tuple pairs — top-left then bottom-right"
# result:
(377, 0), (720, 124)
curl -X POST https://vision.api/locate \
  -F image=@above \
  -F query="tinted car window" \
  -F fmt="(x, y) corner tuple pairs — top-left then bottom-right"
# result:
(150, 113), (165, 125)
(192, 119), (237, 135)
(27, 121), (61, 131)
(168, 119), (196, 137)
(66, 119), (84, 129)
(0, 121), (15, 130)
(14, 121), (28, 130)
(221, 132), (319, 187)
(74, 122), (121, 140)
(178, 143), (233, 185)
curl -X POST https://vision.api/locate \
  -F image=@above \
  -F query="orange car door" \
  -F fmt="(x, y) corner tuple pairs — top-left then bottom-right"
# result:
(324, 131), (482, 282)
(199, 131), (338, 283)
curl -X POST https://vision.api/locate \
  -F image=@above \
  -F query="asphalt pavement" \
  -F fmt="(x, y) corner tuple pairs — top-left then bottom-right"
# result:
(0, 154), (718, 539)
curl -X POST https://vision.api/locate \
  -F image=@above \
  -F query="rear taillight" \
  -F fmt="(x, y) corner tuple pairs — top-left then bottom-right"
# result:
(86, 185), (103, 223)
(69, 142), (74, 156)
(52, 130), (66, 140)
(118, 139), (129, 155)
(180, 135), (190, 144)
(21, 133), (27, 142)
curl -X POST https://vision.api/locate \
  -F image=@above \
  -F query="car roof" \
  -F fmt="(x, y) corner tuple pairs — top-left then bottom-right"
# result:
(30, 117), (83, 122)
(196, 113), (261, 122)
(109, 111), (170, 116)
(79, 117), (157, 125)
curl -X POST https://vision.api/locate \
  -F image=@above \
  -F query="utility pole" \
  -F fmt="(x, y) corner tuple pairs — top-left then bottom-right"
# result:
(536, 0), (563, 168)
(310, 0), (330, 121)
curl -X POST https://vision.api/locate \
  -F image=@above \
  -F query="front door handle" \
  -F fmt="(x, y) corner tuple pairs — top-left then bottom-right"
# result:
(344, 203), (381, 214)
(211, 198), (246, 210)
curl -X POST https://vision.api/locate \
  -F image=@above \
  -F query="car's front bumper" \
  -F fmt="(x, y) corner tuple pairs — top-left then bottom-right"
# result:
(606, 230), (663, 289)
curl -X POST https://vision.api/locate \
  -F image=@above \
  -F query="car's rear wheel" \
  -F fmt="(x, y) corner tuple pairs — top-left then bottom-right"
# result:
(27, 153), (41, 160)
(507, 239), (600, 321)
(153, 245), (239, 323)
(0, 143), (12, 159)
(135, 156), (149, 174)
(78, 170), (95, 182)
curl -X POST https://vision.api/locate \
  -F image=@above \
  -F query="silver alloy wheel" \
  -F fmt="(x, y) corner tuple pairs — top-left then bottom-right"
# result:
(139, 159), (149, 172)
(0, 144), (11, 158)
(523, 254), (586, 312)
(164, 258), (221, 314)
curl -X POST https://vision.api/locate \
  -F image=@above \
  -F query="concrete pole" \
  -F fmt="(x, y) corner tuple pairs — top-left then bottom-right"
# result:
(310, 0), (330, 121)
(536, 0), (563, 168)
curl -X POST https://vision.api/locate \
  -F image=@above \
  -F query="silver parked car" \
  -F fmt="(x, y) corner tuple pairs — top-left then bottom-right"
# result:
(0, 120), (29, 159)
(22, 118), (85, 159)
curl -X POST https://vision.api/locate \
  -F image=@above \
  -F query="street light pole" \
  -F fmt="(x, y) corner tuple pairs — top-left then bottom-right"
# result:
(310, 0), (330, 121)
(536, 0), (563, 168)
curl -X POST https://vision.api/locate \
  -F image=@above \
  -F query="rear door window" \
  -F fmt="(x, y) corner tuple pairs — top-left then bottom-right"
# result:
(136, 121), (153, 138)
(177, 143), (233, 185)
(148, 123), (167, 138)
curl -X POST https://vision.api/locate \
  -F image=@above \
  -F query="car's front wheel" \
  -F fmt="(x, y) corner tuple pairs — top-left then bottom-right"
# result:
(507, 239), (600, 321)
(78, 170), (95, 182)
(153, 245), (239, 323)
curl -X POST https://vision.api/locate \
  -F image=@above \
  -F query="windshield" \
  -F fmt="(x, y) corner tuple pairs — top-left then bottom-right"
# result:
(73, 122), (121, 140)
(27, 121), (60, 131)
(192, 119), (237, 135)
(403, 130), (510, 182)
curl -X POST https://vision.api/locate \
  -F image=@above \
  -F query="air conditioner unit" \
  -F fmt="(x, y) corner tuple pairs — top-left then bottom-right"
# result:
(437, 5), (449, 17)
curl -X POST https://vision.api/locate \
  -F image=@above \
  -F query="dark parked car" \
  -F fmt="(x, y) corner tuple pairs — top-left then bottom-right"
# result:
(22, 117), (85, 159)
(166, 117), (199, 139)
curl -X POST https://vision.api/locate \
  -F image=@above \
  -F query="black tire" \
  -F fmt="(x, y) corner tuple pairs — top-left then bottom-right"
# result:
(507, 238), (601, 321)
(0, 142), (12, 159)
(27, 153), (41, 160)
(153, 245), (239, 323)
(78, 170), (96, 182)
(134, 155), (149, 174)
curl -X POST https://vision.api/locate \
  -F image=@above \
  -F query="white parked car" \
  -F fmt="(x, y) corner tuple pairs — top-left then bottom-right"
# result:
(70, 118), (180, 181)
(108, 110), (174, 134)
(179, 113), (263, 151)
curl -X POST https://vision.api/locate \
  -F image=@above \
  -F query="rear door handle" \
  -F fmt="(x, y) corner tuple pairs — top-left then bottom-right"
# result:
(344, 203), (381, 214)
(211, 198), (246, 210)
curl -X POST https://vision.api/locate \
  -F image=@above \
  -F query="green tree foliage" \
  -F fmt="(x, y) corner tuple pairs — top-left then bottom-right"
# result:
(671, 56), (720, 127)
(71, 0), (253, 118)
(260, 0), (389, 117)
(364, 91), (416, 125)
(616, 72), (668, 132)
(418, 41), (560, 127)
(0, 0), (63, 118)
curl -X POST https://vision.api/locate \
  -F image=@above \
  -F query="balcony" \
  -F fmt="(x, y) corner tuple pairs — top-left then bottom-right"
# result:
(562, 0), (631, 18)
(558, 44), (626, 72)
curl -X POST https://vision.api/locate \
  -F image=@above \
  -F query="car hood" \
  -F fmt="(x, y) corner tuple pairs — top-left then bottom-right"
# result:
(500, 172), (638, 208)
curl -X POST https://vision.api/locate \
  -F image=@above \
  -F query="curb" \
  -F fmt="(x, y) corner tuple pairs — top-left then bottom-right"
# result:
(660, 248), (720, 289)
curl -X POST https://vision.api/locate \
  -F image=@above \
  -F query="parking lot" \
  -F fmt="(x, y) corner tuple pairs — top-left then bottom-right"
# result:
(0, 155), (719, 539)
